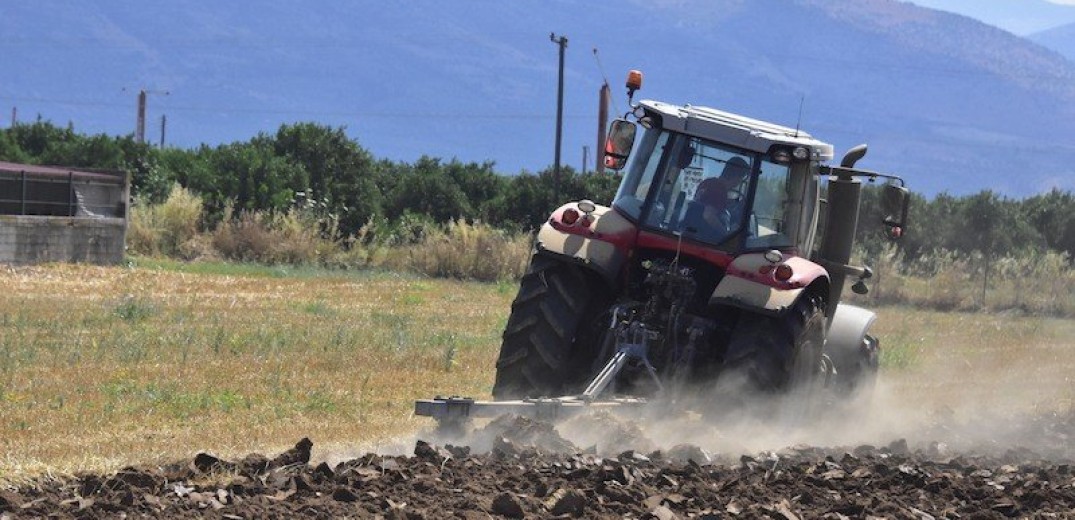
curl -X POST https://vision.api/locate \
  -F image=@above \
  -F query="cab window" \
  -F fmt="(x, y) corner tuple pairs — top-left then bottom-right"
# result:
(745, 160), (793, 248)
(613, 130), (668, 220)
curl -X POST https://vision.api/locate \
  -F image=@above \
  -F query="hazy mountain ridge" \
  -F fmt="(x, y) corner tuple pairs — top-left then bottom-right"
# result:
(1031, 22), (1075, 61)
(0, 0), (1072, 195)
(908, 0), (1075, 35)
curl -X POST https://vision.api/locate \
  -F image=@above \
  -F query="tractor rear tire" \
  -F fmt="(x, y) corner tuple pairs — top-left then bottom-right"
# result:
(492, 255), (603, 400)
(720, 294), (827, 397)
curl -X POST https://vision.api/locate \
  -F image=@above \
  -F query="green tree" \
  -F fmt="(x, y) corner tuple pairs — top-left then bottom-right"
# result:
(0, 130), (29, 163)
(272, 123), (380, 233)
(1021, 189), (1075, 261)
(385, 157), (473, 223)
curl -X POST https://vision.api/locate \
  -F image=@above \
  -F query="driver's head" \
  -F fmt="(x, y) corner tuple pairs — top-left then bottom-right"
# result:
(720, 156), (750, 182)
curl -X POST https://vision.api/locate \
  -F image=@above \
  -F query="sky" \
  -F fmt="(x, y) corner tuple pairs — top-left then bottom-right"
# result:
(909, 0), (1075, 34)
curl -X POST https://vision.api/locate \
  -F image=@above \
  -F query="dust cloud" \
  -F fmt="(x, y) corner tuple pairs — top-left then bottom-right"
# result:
(408, 332), (1073, 463)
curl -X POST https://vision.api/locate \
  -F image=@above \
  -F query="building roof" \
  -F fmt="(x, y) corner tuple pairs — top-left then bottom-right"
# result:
(0, 161), (125, 183)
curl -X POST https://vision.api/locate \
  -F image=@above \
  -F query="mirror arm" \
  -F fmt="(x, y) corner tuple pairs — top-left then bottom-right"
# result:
(819, 165), (904, 187)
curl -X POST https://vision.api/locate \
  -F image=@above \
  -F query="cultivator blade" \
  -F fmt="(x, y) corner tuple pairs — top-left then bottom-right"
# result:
(414, 396), (648, 423)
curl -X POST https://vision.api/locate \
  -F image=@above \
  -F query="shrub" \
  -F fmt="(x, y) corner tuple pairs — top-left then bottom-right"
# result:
(212, 208), (336, 265)
(850, 246), (1074, 317)
(381, 219), (531, 282)
(126, 184), (203, 258)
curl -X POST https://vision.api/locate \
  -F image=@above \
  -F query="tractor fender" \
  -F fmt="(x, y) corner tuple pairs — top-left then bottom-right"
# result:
(824, 303), (878, 380)
(709, 254), (829, 315)
(826, 304), (876, 353)
(534, 203), (637, 287)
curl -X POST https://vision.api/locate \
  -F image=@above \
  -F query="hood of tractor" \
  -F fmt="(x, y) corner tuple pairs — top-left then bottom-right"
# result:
(638, 100), (835, 162)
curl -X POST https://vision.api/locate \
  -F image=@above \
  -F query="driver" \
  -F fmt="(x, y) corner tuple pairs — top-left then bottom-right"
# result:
(692, 156), (751, 234)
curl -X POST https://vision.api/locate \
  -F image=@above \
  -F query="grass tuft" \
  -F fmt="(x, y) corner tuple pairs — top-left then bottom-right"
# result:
(112, 295), (157, 322)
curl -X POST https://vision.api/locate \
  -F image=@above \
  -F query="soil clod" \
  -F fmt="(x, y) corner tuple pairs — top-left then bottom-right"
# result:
(5, 412), (1075, 518)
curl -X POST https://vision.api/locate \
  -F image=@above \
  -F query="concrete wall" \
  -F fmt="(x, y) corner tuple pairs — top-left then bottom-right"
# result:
(0, 216), (126, 265)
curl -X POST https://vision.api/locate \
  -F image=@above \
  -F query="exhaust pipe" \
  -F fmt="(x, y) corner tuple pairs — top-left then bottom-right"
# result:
(818, 145), (867, 318)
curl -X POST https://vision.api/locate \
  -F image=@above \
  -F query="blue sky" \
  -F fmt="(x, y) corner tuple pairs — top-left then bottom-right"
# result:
(909, 0), (1075, 34)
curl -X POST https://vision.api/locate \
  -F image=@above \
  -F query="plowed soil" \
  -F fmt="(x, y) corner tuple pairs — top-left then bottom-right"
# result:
(3, 411), (1074, 519)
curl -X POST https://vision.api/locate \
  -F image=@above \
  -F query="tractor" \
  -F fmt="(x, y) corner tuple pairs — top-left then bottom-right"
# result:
(416, 71), (909, 424)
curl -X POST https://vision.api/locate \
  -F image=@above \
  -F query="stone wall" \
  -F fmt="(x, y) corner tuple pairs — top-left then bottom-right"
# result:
(0, 216), (126, 265)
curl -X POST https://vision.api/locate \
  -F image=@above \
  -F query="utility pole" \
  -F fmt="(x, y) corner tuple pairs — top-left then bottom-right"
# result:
(136, 90), (147, 143)
(582, 146), (589, 175)
(160, 114), (167, 148)
(550, 32), (567, 203)
(131, 88), (169, 144)
(10, 107), (16, 127)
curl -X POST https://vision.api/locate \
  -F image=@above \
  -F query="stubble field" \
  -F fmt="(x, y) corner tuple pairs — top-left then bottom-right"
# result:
(0, 261), (1073, 517)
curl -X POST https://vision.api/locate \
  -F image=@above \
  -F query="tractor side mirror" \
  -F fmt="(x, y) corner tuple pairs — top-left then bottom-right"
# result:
(881, 183), (909, 237)
(603, 119), (637, 171)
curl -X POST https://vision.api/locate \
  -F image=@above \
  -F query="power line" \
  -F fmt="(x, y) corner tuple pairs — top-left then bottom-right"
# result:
(0, 96), (594, 120)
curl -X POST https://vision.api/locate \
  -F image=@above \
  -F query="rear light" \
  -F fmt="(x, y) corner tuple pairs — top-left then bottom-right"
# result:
(774, 264), (794, 282)
(562, 208), (580, 226)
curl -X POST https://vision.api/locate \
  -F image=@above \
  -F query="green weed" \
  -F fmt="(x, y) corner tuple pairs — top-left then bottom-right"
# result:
(112, 296), (157, 322)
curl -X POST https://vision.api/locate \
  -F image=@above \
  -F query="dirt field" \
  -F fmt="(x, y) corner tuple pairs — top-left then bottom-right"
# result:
(1, 263), (1073, 517)
(3, 412), (1073, 518)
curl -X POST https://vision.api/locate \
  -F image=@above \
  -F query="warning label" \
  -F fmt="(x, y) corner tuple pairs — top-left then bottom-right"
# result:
(680, 167), (704, 199)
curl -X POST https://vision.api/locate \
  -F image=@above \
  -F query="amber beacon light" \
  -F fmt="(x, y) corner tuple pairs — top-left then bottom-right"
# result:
(626, 70), (644, 104)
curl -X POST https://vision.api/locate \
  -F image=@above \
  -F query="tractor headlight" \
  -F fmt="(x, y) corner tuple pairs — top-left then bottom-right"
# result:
(792, 146), (810, 160)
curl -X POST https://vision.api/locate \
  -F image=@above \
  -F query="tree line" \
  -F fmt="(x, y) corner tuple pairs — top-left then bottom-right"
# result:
(1, 120), (1072, 263)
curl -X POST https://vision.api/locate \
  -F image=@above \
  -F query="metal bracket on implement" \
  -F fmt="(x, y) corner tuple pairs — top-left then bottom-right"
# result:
(414, 395), (648, 424)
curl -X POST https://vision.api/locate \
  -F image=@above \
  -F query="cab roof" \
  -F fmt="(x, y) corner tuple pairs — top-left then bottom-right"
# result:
(639, 100), (835, 162)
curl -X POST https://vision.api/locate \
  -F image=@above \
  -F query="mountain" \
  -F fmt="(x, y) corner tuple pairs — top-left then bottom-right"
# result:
(907, 0), (1075, 35)
(0, 0), (1073, 196)
(1031, 22), (1075, 60)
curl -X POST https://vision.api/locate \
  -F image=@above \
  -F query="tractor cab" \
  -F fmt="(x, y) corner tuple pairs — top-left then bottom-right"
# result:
(608, 100), (835, 259)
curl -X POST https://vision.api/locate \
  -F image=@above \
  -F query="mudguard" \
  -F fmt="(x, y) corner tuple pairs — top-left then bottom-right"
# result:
(827, 303), (877, 350)
(534, 203), (637, 286)
(709, 253), (829, 314)
(825, 303), (880, 393)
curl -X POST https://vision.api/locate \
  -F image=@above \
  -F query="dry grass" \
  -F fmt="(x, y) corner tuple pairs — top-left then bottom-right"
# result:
(126, 185), (204, 258)
(0, 262), (1070, 483)
(868, 306), (1075, 417)
(0, 262), (516, 483)
(379, 219), (532, 282)
(129, 192), (534, 281)
(852, 245), (1075, 317)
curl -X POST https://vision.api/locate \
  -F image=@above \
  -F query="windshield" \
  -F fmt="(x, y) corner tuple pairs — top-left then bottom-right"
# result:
(613, 129), (796, 250)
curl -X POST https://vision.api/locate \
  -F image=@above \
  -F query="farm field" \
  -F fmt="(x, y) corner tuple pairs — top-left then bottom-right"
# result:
(0, 262), (1070, 517)
(0, 260), (512, 482)
(1, 261), (1072, 485)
